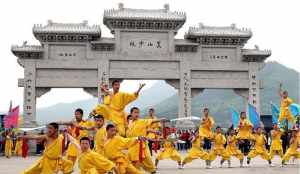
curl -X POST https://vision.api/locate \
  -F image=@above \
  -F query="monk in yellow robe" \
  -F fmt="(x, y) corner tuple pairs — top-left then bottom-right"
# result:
(59, 108), (95, 166)
(198, 108), (215, 151)
(92, 81), (145, 137)
(226, 129), (244, 167)
(145, 108), (161, 155)
(269, 124), (284, 160)
(237, 111), (253, 155)
(208, 126), (230, 168)
(104, 124), (142, 174)
(247, 127), (272, 166)
(155, 139), (182, 169)
(15, 136), (23, 156)
(21, 122), (73, 174)
(76, 136), (116, 174)
(278, 84), (295, 124)
(5, 130), (13, 158)
(282, 129), (300, 166)
(93, 115), (106, 155)
(182, 133), (209, 168)
(127, 107), (166, 173)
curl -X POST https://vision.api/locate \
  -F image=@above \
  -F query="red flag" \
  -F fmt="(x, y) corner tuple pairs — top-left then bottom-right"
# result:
(4, 106), (20, 128)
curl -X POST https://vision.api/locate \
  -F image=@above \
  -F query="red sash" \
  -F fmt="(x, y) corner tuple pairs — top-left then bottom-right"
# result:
(139, 140), (146, 162)
(22, 139), (29, 158)
(152, 140), (159, 153)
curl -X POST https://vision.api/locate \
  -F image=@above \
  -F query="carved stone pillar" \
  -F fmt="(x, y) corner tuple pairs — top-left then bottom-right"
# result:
(248, 62), (261, 114)
(178, 60), (191, 118)
(23, 60), (37, 127)
(97, 60), (109, 103)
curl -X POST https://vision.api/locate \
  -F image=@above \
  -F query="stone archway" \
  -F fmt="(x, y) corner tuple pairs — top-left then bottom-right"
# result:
(12, 3), (271, 127)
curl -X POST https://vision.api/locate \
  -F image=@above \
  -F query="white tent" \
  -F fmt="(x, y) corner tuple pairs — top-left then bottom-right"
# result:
(19, 125), (46, 132)
(170, 116), (201, 122)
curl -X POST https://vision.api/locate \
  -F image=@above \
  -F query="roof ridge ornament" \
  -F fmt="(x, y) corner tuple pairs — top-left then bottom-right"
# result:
(164, 4), (170, 12)
(198, 23), (204, 29)
(82, 20), (88, 26)
(231, 23), (236, 29)
(22, 41), (28, 46)
(118, 3), (124, 10)
(47, 20), (53, 25)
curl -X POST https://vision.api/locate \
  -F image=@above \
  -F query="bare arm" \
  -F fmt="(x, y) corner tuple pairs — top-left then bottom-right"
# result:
(66, 133), (81, 152)
(19, 134), (48, 141)
(152, 118), (169, 124)
(135, 83), (146, 95)
(56, 121), (74, 126)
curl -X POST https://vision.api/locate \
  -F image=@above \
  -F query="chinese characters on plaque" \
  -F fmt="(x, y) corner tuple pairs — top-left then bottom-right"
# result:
(183, 72), (189, 117)
(25, 71), (34, 117)
(129, 40), (162, 49)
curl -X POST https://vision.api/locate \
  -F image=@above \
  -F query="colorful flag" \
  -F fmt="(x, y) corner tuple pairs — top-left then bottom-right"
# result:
(289, 103), (300, 117)
(248, 103), (260, 129)
(271, 103), (280, 124)
(229, 107), (239, 129)
(4, 106), (20, 128)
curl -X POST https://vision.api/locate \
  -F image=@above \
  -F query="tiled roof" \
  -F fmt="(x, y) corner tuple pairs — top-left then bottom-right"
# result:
(186, 23), (252, 38)
(33, 20), (101, 35)
(11, 44), (43, 52)
(104, 3), (186, 21)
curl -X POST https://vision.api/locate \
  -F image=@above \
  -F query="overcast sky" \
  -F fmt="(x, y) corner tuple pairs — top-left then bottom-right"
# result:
(0, 0), (299, 112)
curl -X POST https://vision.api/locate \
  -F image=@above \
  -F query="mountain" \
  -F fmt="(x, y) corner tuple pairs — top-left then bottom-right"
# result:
(151, 61), (300, 126)
(36, 80), (176, 124)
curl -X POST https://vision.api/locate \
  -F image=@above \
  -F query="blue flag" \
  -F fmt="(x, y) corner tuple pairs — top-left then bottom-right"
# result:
(289, 103), (300, 117)
(229, 107), (239, 129)
(248, 103), (260, 129)
(271, 103), (280, 124)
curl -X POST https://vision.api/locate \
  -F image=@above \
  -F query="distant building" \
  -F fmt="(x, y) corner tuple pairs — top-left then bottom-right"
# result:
(0, 114), (5, 131)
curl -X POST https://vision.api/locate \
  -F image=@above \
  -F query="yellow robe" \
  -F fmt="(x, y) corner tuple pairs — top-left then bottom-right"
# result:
(209, 133), (229, 161)
(156, 140), (181, 162)
(282, 136), (300, 162)
(5, 135), (13, 158)
(15, 139), (23, 156)
(145, 115), (161, 140)
(23, 135), (73, 174)
(269, 129), (283, 159)
(104, 135), (142, 174)
(237, 119), (253, 140)
(126, 119), (156, 173)
(225, 135), (243, 160)
(278, 97), (294, 123)
(248, 134), (270, 161)
(78, 149), (115, 174)
(66, 120), (94, 165)
(183, 136), (209, 164)
(94, 92), (138, 136)
(199, 116), (215, 139)
(94, 127), (106, 155)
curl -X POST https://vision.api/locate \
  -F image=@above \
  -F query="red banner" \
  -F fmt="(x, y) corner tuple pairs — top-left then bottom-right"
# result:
(4, 106), (20, 128)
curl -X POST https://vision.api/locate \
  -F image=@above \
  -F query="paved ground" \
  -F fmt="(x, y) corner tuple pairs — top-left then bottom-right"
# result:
(0, 153), (299, 174)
